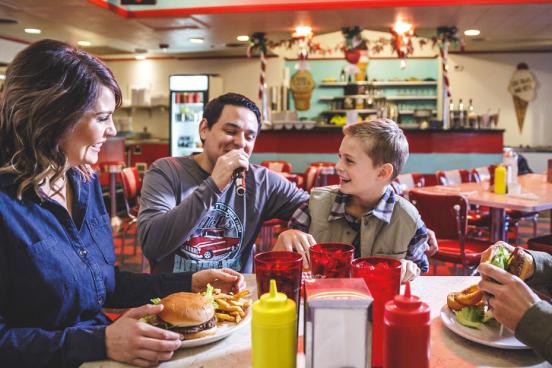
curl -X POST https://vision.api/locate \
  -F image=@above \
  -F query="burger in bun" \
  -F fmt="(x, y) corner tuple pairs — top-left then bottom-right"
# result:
(480, 241), (533, 280)
(152, 292), (217, 340)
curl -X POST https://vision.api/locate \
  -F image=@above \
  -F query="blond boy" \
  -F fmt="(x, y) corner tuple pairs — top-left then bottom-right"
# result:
(275, 119), (429, 282)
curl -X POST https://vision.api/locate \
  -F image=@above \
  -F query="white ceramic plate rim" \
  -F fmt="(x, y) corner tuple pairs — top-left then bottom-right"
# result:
(179, 307), (251, 349)
(440, 304), (529, 350)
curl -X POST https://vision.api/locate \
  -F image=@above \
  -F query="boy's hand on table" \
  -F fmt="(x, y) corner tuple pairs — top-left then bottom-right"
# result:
(273, 229), (316, 269)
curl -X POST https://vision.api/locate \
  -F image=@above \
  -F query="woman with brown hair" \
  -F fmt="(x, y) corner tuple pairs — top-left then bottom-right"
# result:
(0, 39), (244, 368)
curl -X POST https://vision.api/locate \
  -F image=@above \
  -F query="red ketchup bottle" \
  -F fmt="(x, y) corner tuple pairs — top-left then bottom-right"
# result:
(383, 282), (430, 368)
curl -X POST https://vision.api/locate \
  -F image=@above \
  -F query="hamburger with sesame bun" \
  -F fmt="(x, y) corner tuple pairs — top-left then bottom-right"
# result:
(155, 292), (217, 340)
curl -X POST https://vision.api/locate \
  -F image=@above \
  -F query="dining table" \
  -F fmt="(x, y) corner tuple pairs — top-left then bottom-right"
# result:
(408, 174), (552, 242)
(82, 274), (550, 368)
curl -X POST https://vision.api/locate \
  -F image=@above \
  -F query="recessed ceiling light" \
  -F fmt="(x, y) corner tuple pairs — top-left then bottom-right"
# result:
(464, 29), (481, 36)
(77, 41), (92, 47)
(293, 26), (312, 38)
(135, 55), (146, 60)
(189, 37), (204, 44)
(236, 35), (249, 42)
(24, 28), (41, 34)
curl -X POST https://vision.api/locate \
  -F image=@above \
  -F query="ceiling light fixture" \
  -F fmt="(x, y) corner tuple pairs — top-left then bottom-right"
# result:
(189, 37), (204, 44)
(293, 26), (312, 38)
(236, 35), (249, 42)
(77, 41), (92, 47)
(392, 19), (413, 35)
(24, 28), (41, 34)
(464, 29), (481, 36)
(135, 55), (146, 60)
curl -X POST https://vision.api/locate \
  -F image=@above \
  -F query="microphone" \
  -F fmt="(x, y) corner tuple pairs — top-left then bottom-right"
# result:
(234, 169), (246, 196)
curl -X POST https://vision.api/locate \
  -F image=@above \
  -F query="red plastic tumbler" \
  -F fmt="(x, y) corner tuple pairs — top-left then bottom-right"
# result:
(351, 257), (401, 368)
(310, 242), (354, 278)
(384, 282), (430, 368)
(254, 251), (303, 308)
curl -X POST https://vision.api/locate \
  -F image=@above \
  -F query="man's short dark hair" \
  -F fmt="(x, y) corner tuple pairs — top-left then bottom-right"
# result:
(202, 92), (261, 130)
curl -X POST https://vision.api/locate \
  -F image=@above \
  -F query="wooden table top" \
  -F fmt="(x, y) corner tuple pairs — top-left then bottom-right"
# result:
(409, 174), (552, 212)
(82, 275), (550, 368)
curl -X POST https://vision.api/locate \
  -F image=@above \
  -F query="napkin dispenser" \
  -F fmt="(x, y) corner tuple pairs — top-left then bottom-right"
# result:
(304, 278), (373, 368)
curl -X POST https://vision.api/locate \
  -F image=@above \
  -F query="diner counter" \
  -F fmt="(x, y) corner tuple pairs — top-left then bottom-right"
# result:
(82, 275), (549, 368)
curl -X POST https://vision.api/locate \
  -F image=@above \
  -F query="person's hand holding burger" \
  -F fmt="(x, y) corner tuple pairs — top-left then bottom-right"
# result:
(478, 241), (540, 331)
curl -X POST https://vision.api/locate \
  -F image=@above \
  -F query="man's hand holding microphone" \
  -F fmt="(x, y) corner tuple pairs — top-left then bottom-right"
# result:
(211, 149), (249, 194)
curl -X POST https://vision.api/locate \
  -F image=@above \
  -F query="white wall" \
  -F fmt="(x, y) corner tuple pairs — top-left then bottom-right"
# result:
(106, 57), (284, 138)
(0, 39), (26, 65)
(448, 53), (552, 147)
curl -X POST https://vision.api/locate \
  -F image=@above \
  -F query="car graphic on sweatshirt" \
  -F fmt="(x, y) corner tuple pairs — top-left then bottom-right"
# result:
(183, 228), (240, 260)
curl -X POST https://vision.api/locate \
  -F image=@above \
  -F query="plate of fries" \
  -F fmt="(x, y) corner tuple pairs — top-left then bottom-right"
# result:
(180, 287), (252, 349)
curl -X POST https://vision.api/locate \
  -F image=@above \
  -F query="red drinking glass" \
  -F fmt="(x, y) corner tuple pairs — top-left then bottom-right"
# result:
(310, 242), (354, 278)
(254, 251), (303, 308)
(351, 257), (401, 368)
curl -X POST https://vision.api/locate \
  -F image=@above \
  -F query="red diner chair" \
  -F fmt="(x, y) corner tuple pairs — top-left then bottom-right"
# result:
(419, 173), (439, 187)
(312, 166), (341, 189)
(471, 166), (493, 183)
(436, 169), (473, 186)
(304, 162), (336, 192)
(393, 173), (425, 196)
(260, 160), (292, 173)
(409, 190), (492, 275)
(118, 167), (143, 266)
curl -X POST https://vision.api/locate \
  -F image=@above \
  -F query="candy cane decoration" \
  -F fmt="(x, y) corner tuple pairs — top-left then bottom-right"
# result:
(259, 50), (269, 122)
(440, 40), (451, 98)
(259, 50), (266, 100)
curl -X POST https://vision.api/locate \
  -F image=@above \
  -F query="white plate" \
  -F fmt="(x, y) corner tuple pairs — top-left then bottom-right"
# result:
(440, 305), (528, 350)
(180, 307), (252, 349)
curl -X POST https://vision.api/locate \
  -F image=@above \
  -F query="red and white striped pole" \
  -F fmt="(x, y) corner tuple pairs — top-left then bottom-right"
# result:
(440, 40), (451, 98)
(259, 50), (269, 122)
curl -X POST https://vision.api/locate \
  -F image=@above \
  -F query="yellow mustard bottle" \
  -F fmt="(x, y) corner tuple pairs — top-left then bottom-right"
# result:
(494, 165), (507, 194)
(252, 279), (297, 368)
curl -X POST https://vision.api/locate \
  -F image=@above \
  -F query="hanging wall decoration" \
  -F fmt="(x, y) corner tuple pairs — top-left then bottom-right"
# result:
(341, 27), (369, 81)
(247, 32), (270, 122)
(389, 20), (415, 69)
(289, 26), (315, 111)
(508, 62), (537, 133)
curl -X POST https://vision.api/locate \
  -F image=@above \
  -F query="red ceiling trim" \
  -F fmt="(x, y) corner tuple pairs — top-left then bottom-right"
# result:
(0, 35), (32, 45)
(89, 0), (552, 18)
(87, 0), (133, 18)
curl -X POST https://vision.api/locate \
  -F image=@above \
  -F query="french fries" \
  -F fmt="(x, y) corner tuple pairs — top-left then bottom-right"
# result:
(202, 287), (250, 324)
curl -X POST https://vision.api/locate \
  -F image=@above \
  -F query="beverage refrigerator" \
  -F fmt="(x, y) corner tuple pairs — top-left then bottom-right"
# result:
(169, 75), (223, 157)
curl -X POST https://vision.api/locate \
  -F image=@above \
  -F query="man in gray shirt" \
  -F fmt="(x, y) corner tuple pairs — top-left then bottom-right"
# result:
(138, 93), (308, 274)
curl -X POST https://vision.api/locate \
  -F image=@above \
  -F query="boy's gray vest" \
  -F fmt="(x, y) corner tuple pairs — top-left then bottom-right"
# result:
(308, 186), (420, 258)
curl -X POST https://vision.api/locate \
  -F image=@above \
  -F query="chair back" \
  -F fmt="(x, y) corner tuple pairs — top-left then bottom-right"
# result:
(260, 160), (292, 173)
(313, 166), (340, 189)
(120, 167), (142, 203)
(408, 190), (468, 240)
(472, 166), (491, 182)
(394, 173), (425, 195)
(436, 169), (473, 186)
(420, 173), (439, 186)
(304, 162), (336, 192)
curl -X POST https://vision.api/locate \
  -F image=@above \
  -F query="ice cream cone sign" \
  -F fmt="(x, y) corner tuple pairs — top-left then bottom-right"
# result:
(508, 63), (537, 133)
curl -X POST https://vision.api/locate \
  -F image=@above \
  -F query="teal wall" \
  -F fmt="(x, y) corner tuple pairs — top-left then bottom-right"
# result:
(285, 58), (439, 120)
(251, 152), (501, 174)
